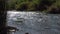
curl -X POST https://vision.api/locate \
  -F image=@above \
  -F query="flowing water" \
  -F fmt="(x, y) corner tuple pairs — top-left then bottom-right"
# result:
(7, 11), (60, 34)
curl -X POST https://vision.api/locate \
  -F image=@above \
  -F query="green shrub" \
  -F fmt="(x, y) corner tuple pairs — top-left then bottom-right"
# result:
(7, 0), (60, 12)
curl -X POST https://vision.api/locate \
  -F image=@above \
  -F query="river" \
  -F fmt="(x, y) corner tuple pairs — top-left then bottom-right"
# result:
(7, 11), (60, 34)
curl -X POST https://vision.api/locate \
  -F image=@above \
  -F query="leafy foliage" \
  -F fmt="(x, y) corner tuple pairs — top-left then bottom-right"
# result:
(6, 0), (60, 13)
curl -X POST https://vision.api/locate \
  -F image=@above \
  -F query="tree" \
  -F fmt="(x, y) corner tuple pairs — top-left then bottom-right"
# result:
(0, 0), (7, 34)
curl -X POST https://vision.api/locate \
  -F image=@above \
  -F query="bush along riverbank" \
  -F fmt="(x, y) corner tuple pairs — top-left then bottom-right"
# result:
(5, 0), (60, 14)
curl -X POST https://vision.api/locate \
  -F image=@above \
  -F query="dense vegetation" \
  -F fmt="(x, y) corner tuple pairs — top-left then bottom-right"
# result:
(6, 0), (60, 13)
